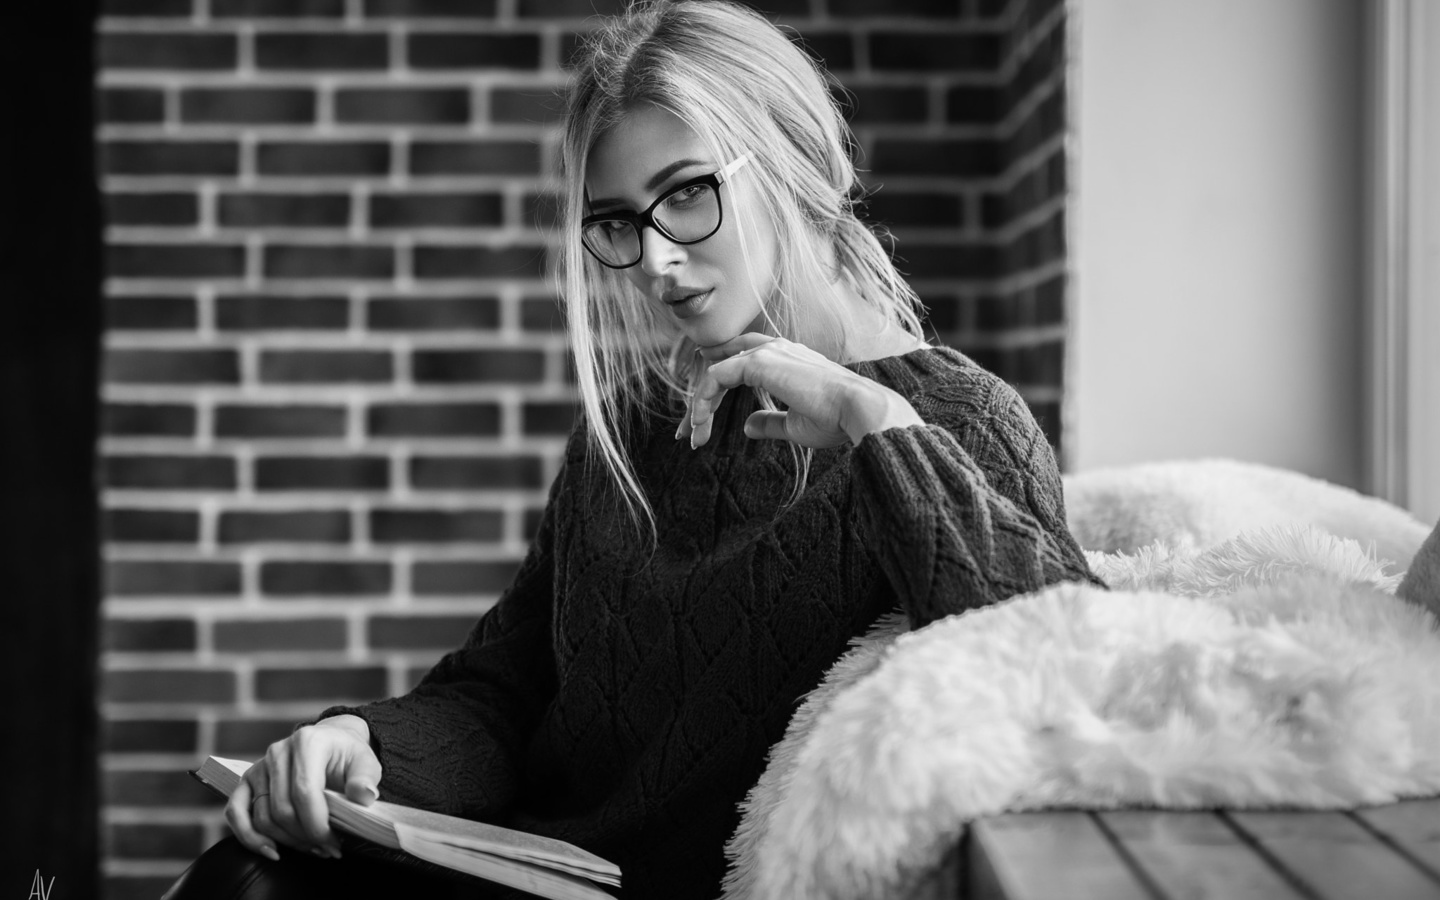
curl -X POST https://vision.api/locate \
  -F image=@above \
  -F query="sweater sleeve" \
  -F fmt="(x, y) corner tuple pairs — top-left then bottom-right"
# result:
(316, 465), (566, 820)
(852, 371), (1103, 628)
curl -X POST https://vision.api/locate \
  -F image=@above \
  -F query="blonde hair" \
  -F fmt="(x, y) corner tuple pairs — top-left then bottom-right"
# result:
(559, 0), (925, 537)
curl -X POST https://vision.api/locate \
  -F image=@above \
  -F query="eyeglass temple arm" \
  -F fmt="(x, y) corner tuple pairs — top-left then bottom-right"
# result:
(717, 153), (753, 183)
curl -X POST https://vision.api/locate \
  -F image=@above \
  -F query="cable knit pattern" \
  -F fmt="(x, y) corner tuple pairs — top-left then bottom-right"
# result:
(320, 347), (1099, 900)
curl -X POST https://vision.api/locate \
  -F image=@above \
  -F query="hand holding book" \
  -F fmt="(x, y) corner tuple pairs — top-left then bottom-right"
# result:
(225, 714), (380, 862)
(193, 756), (621, 900)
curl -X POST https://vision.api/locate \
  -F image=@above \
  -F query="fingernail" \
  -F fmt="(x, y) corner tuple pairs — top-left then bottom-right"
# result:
(674, 422), (684, 441)
(261, 845), (280, 863)
(357, 785), (378, 804)
(311, 847), (326, 858)
(328, 846), (344, 860)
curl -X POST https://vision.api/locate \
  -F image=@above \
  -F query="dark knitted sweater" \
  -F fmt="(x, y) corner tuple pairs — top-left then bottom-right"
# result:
(324, 347), (1100, 899)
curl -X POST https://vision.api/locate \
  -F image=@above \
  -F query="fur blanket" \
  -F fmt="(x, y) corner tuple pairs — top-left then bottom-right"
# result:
(720, 460), (1440, 900)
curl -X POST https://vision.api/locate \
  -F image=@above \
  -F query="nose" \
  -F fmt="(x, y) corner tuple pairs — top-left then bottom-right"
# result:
(637, 224), (685, 277)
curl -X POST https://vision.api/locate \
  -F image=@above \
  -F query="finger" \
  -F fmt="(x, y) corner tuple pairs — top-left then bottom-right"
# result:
(343, 748), (384, 806)
(697, 332), (775, 362)
(263, 742), (325, 856)
(291, 730), (343, 857)
(743, 410), (791, 441)
(224, 767), (280, 862)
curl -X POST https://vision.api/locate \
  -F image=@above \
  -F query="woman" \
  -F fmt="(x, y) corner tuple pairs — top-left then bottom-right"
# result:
(163, 2), (1100, 898)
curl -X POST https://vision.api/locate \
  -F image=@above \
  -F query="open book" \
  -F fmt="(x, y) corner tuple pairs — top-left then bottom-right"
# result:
(191, 756), (620, 900)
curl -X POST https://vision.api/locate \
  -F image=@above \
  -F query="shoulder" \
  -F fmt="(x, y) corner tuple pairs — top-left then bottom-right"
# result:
(860, 347), (1037, 434)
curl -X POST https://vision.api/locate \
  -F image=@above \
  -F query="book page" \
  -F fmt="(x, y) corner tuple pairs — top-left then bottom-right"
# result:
(395, 824), (616, 900)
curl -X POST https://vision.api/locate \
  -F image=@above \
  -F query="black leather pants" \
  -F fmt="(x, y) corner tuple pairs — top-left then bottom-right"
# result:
(161, 836), (500, 899)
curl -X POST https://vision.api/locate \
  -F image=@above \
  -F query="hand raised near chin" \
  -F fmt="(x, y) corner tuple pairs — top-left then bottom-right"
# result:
(679, 333), (924, 450)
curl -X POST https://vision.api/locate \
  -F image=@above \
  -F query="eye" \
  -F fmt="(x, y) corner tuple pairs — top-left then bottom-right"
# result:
(664, 184), (710, 209)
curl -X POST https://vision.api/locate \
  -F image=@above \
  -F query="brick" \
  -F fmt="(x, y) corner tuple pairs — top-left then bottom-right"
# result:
(895, 242), (1001, 279)
(219, 509), (351, 544)
(370, 508), (504, 543)
(363, 0), (498, 16)
(108, 822), (205, 859)
(103, 617), (197, 652)
(515, 0), (624, 15)
(214, 718), (295, 756)
(214, 0), (344, 15)
(264, 244), (394, 280)
(214, 404), (348, 438)
(99, 87), (165, 124)
(101, 32), (238, 70)
(369, 614), (473, 649)
(1036, 274), (1064, 326)
(180, 88), (316, 124)
(105, 454), (236, 490)
(102, 718), (197, 754)
(947, 85), (1003, 123)
(218, 191), (350, 228)
(413, 558), (520, 595)
(870, 32), (1001, 71)
(105, 294), (199, 330)
(102, 403), (196, 437)
(105, 668), (236, 703)
(104, 768), (217, 808)
(871, 138), (1000, 177)
(103, 140), (240, 176)
(257, 140), (390, 176)
(836, 85), (929, 124)
(335, 88), (470, 125)
(830, 0), (959, 12)
(370, 192), (503, 229)
(256, 32), (389, 70)
(407, 33), (540, 70)
(107, 560), (242, 596)
(412, 349), (545, 383)
(489, 87), (564, 125)
(368, 296), (500, 331)
(521, 401), (577, 436)
(260, 349), (393, 383)
(216, 294), (349, 330)
(522, 506), (544, 539)
(101, 0), (191, 16)
(367, 402), (500, 437)
(520, 297), (563, 332)
(788, 31), (854, 72)
(413, 245), (546, 280)
(863, 192), (964, 228)
(524, 191), (558, 229)
(106, 192), (200, 227)
(255, 666), (387, 701)
(254, 455), (389, 490)
(214, 617), (348, 651)
(409, 140), (540, 176)
(104, 349), (239, 385)
(260, 561), (392, 595)
(107, 242), (246, 279)
(409, 454), (543, 489)
(105, 509), (201, 544)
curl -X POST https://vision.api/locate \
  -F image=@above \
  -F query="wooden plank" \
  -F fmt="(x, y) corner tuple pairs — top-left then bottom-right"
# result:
(1228, 810), (1440, 900)
(1098, 811), (1306, 900)
(1355, 799), (1440, 881)
(968, 812), (1152, 900)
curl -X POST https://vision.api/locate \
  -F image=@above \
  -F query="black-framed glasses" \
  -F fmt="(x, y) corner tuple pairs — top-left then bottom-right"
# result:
(580, 154), (753, 269)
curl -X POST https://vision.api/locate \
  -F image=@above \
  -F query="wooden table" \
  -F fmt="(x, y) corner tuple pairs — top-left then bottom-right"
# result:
(967, 800), (1440, 899)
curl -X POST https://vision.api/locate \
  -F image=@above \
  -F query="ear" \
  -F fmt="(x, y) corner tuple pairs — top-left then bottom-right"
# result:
(1398, 518), (1440, 613)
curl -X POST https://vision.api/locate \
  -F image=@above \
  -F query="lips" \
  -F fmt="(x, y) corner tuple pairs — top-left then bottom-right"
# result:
(662, 286), (711, 306)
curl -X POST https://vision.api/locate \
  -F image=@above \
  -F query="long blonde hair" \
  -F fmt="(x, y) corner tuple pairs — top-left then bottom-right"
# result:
(559, 0), (925, 537)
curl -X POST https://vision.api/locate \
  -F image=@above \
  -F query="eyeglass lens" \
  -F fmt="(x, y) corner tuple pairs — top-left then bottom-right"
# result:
(582, 181), (721, 268)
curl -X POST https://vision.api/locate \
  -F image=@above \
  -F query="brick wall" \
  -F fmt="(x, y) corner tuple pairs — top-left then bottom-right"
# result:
(94, 0), (1068, 896)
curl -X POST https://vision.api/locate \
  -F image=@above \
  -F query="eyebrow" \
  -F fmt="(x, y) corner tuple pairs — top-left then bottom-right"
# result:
(587, 158), (708, 211)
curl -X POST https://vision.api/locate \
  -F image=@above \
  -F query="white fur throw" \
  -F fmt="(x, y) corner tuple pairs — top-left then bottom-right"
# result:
(1062, 457), (1431, 571)
(721, 461), (1440, 900)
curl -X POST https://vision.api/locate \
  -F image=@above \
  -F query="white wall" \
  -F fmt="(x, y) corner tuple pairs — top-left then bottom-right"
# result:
(1069, 0), (1365, 489)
